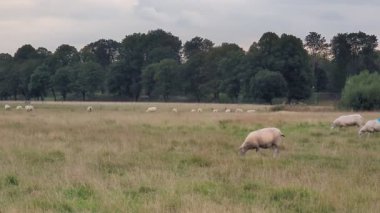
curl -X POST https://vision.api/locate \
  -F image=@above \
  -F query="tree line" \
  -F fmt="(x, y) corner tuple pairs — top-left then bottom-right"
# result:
(0, 29), (379, 104)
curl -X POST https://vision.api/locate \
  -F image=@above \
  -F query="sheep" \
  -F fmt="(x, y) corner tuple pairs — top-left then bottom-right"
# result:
(172, 108), (178, 113)
(16, 106), (23, 110)
(331, 114), (364, 129)
(235, 108), (243, 113)
(225, 108), (231, 113)
(238, 127), (285, 157)
(87, 106), (93, 112)
(190, 109), (196, 112)
(358, 119), (380, 136)
(25, 105), (34, 112)
(212, 109), (219, 113)
(197, 108), (203, 112)
(246, 109), (256, 113)
(4, 104), (11, 110)
(146, 106), (157, 112)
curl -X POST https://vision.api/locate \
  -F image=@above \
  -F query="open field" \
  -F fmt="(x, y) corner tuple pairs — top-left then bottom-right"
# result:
(0, 102), (379, 212)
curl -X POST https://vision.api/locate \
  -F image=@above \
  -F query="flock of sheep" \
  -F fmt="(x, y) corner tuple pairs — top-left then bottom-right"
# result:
(331, 114), (380, 136)
(145, 106), (256, 113)
(4, 104), (34, 112)
(3, 103), (379, 157)
(240, 113), (380, 157)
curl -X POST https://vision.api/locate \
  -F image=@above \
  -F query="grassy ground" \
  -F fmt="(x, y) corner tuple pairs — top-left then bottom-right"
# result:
(0, 102), (379, 212)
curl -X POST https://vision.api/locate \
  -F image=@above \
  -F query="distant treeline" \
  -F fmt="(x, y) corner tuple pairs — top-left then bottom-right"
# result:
(0, 29), (378, 103)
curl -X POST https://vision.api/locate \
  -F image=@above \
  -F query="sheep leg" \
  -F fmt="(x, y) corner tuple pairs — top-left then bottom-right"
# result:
(272, 146), (279, 157)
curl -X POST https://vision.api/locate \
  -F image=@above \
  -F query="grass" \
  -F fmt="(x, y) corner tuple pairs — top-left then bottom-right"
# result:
(0, 101), (379, 212)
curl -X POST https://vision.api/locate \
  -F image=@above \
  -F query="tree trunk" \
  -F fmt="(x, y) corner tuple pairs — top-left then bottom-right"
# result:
(82, 91), (86, 101)
(51, 88), (57, 101)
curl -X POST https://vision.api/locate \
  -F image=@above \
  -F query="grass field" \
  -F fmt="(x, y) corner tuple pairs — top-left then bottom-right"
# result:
(0, 102), (379, 212)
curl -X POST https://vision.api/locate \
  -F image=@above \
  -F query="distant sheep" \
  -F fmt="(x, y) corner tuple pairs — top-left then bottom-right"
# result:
(4, 104), (11, 110)
(212, 109), (219, 112)
(246, 109), (256, 113)
(191, 109), (196, 112)
(331, 114), (364, 129)
(225, 108), (231, 113)
(87, 106), (93, 112)
(358, 119), (380, 136)
(172, 108), (178, 113)
(146, 106), (157, 112)
(235, 108), (243, 113)
(197, 108), (203, 112)
(239, 127), (285, 157)
(16, 106), (23, 110)
(25, 105), (34, 112)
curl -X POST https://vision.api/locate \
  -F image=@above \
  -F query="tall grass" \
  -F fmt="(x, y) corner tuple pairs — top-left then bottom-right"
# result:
(0, 102), (379, 212)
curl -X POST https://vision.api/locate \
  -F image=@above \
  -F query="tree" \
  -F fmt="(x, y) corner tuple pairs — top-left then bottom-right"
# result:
(330, 32), (378, 92)
(251, 70), (287, 104)
(153, 59), (180, 101)
(304, 32), (330, 92)
(80, 39), (121, 67)
(183, 37), (214, 60)
(73, 62), (104, 101)
(28, 64), (50, 100)
(52, 66), (74, 100)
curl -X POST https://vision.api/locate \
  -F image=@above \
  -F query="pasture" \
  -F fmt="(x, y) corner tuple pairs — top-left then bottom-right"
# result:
(0, 102), (379, 212)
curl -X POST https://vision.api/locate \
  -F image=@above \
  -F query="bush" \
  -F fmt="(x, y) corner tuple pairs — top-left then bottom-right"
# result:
(340, 71), (380, 110)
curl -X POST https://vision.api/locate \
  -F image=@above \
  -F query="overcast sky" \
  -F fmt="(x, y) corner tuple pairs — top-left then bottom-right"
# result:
(1, 0), (379, 55)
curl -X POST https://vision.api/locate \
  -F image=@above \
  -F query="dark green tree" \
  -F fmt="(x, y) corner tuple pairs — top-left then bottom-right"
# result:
(251, 70), (288, 104)
(28, 64), (50, 100)
(153, 59), (180, 101)
(73, 62), (105, 101)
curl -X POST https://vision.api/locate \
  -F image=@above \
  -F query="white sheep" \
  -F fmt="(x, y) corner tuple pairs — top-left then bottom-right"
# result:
(4, 104), (11, 110)
(25, 105), (34, 112)
(16, 106), (23, 110)
(235, 108), (243, 113)
(87, 106), (93, 112)
(190, 109), (196, 112)
(331, 114), (364, 129)
(358, 119), (380, 136)
(225, 108), (231, 113)
(212, 109), (219, 113)
(239, 127), (285, 157)
(197, 108), (203, 112)
(172, 108), (178, 113)
(247, 109), (256, 113)
(146, 106), (157, 112)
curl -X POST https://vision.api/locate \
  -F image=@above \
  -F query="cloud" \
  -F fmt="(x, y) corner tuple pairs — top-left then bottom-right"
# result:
(0, 0), (379, 54)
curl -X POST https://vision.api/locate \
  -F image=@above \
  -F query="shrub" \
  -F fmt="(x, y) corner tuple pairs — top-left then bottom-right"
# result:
(340, 71), (380, 110)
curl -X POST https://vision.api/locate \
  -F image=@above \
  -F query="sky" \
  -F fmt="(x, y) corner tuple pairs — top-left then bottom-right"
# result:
(1, 0), (379, 55)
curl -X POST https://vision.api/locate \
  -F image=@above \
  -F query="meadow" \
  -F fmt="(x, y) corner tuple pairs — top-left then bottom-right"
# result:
(0, 102), (379, 212)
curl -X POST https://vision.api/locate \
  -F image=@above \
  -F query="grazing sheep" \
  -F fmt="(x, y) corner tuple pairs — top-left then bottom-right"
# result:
(247, 109), (256, 113)
(331, 114), (364, 129)
(191, 109), (196, 112)
(235, 108), (243, 113)
(25, 105), (34, 112)
(16, 106), (23, 110)
(4, 104), (11, 110)
(225, 108), (231, 113)
(197, 108), (203, 112)
(146, 106), (157, 112)
(212, 109), (219, 113)
(172, 108), (178, 113)
(239, 127), (285, 157)
(87, 106), (93, 112)
(358, 119), (380, 136)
